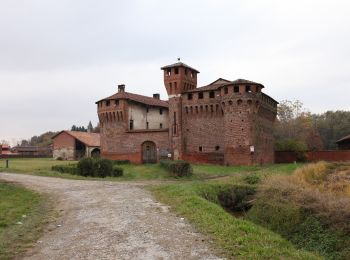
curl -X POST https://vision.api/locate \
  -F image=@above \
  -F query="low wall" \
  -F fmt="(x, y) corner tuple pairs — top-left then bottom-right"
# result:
(275, 150), (350, 163)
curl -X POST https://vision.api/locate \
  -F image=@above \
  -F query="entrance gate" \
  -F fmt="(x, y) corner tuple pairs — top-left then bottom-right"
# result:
(142, 141), (156, 163)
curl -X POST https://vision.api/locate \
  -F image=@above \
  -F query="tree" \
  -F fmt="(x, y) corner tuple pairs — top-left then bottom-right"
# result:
(275, 100), (324, 151)
(313, 111), (350, 149)
(87, 121), (93, 132)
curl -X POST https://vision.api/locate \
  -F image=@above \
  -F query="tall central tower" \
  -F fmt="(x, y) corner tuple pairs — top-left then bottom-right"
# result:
(161, 60), (199, 159)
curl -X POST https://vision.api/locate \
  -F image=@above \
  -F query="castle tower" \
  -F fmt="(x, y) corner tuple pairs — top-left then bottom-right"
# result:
(161, 60), (199, 159)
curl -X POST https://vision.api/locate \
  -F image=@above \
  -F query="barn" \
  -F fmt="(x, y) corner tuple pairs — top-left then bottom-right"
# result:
(52, 131), (100, 160)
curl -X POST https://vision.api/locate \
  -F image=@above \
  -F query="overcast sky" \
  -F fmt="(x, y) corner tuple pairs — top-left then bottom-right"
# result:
(1, 0), (349, 144)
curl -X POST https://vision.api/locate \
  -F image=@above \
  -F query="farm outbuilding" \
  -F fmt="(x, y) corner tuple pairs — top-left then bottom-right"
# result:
(336, 135), (350, 150)
(52, 131), (100, 160)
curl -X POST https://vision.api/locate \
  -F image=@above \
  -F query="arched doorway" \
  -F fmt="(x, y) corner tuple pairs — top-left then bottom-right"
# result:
(142, 141), (156, 163)
(91, 148), (101, 158)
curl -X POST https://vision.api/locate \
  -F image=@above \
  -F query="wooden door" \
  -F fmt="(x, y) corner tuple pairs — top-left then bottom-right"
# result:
(142, 141), (156, 163)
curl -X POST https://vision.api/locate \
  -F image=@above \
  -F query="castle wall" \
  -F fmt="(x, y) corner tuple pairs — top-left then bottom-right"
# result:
(98, 99), (169, 164)
(181, 90), (225, 164)
(128, 102), (168, 130)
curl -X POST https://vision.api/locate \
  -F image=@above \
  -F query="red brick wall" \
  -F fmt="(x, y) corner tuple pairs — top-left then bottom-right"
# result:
(275, 150), (350, 163)
(307, 151), (350, 162)
(53, 132), (75, 149)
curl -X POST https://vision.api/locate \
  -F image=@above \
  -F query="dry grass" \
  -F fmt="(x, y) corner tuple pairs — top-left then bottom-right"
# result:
(260, 161), (350, 233)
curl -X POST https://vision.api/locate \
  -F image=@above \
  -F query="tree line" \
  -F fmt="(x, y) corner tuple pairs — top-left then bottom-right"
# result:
(275, 100), (350, 151)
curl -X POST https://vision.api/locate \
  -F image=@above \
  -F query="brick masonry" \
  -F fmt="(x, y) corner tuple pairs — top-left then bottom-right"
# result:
(97, 62), (278, 165)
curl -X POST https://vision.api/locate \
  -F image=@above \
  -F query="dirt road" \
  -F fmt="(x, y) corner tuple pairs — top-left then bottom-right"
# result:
(0, 173), (222, 260)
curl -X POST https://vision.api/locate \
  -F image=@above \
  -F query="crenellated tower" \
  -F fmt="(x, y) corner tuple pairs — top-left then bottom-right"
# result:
(161, 60), (199, 159)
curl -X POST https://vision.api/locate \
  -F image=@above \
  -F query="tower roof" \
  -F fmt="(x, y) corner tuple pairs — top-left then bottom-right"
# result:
(161, 62), (200, 73)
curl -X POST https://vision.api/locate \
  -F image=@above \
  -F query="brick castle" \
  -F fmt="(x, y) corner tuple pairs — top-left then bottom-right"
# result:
(96, 61), (278, 165)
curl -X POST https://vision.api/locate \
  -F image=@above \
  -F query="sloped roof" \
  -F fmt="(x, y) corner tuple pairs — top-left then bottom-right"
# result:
(183, 78), (265, 93)
(96, 92), (168, 108)
(52, 131), (100, 147)
(336, 135), (350, 143)
(160, 62), (200, 73)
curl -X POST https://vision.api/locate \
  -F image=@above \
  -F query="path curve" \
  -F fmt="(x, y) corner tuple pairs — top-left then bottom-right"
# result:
(0, 173), (222, 260)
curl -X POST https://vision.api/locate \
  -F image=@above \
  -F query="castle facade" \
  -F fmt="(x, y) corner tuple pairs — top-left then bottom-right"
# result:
(96, 61), (278, 165)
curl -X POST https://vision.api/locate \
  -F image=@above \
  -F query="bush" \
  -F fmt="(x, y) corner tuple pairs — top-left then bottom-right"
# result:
(94, 159), (113, 178)
(218, 185), (256, 212)
(52, 164), (78, 175)
(77, 157), (95, 177)
(243, 174), (261, 185)
(111, 167), (123, 177)
(160, 160), (192, 177)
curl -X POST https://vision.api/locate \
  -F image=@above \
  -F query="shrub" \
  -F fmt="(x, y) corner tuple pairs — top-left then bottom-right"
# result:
(77, 157), (95, 177)
(111, 167), (123, 177)
(160, 160), (192, 177)
(218, 185), (256, 212)
(243, 174), (261, 185)
(94, 159), (113, 178)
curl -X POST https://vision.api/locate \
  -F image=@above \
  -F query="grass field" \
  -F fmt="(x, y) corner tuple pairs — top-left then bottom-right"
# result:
(0, 181), (52, 259)
(0, 158), (302, 181)
(2, 158), (325, 259)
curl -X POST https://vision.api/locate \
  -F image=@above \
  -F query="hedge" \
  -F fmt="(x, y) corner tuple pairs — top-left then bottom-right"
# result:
(52, 158), (123, 178)
(160, 160), (192, 177)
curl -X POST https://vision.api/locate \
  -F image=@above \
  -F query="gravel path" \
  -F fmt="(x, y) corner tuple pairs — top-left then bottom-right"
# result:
(0, 173), (222, 260)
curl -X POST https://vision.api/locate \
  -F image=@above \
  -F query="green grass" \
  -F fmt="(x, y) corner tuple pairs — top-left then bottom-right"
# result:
(0, 182), (52, 259)
(150, 182), (320, 259)
(0, 158), (303, 182)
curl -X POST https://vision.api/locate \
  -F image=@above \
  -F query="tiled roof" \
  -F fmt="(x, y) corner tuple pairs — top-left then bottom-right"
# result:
(336, 135), (350, 143)
(52, 131), (100, 147)
(96, 92), (169, 108)
(160, 62), (200, 73)
(183, 78), (264, 93)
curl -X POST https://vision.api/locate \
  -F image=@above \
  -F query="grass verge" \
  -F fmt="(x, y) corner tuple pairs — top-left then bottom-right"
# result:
(150, 182), (320, 259)
(0, 181), (53, 259)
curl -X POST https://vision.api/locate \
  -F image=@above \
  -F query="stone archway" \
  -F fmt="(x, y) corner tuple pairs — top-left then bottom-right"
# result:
(90, 148), (101, 158)
(142, 141), (157, 163)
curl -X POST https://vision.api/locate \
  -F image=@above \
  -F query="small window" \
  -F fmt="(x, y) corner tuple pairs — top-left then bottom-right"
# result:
(188, 93), (193, 100)
(106, 100), (110, 106)
(169, 83), (172, 93)
(191, 71), (194, 78)
(159, 108), (163, 115)
(234, 86), (239, 93)
(174, 82), (177, 91)
(246, 85), (251, 92)
(199, 146), (203, 152)
(215, 146), (220, 151)
(198, 92), (203, 99)
(175, 68), (179, 74)
(160, 123), (163, 129)
(146, 122), (149, 129)
(129, 120), (134, 130)
(115, 100), (119, 106)
(185, 107), (189, 114)
(167, 69), (171, 76)
(209, 91), (215, 98)
(224, 87), (228, 94)
(185, 69), (188, 75)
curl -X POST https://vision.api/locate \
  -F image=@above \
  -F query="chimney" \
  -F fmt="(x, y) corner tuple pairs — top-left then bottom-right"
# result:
(153, 93), (160, 99)
(118, 84), (125, 93)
